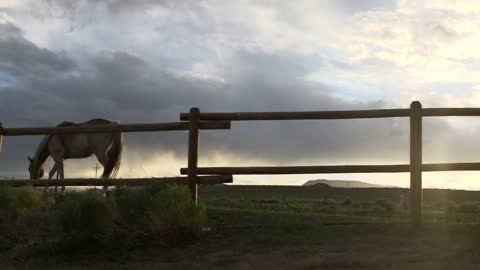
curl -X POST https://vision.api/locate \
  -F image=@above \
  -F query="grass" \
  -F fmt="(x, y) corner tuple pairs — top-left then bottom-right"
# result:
(0, 183), (206, 258)
(3, 184), (480, 269)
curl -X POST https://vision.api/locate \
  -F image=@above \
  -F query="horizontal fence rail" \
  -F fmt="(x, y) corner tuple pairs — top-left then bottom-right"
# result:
(181, 108), (480, 121)
(180, 109), (411, 121)
(422, 108), (480, 117)
(180, 165), (411, 175)
(180, 163), (480, 175)
(422, 162), (480, 171)
(1, 175), (233, 187)
(0, 121), (230, 136)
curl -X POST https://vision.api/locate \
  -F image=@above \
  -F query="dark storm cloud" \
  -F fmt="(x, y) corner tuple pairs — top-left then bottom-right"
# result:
(0, 21), (459, 178)
(0, 23), (75, 79)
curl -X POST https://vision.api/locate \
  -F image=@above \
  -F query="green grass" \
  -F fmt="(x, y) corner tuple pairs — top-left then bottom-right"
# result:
(201, 184), (480, 204)
(0, 183), (206, 258)
(201, 185), (480, 224)
(4, 184), (480, 269)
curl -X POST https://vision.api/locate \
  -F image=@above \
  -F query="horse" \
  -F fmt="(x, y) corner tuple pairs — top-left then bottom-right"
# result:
(27, 118), (123, 192)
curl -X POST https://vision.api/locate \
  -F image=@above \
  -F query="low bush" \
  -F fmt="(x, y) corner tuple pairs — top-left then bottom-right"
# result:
(11, 186), (45, 219)
(59, 191), (114, 246)
(149, 184), (206, 245)
(342, 197), (353, 206)
(112, 186), (148, 226)
(0, 185), (13, 223)
(458, 202), (480, 214)
(374, 199), (395, 212)
(0, 183), (206, 255)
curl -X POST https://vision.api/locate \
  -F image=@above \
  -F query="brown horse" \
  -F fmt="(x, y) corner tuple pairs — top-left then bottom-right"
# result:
(27, 118), (123, 190)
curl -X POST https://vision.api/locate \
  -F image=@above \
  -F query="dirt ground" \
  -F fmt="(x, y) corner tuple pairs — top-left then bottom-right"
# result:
(3, 215), (480, 270)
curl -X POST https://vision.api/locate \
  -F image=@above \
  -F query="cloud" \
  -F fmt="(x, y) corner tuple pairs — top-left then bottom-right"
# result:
(0, 21), (409, 178)
(332, 0), (397, 14)
(0, 23), (75, 79)
(3, 2), (480, 189)
(0, 20), (461, 182)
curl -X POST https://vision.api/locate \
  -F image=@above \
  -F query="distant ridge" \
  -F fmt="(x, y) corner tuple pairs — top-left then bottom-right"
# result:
(303, 179), (394, 188)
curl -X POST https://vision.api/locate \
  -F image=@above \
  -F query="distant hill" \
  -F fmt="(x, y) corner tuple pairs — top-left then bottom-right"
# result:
(303, 179), (393, 188)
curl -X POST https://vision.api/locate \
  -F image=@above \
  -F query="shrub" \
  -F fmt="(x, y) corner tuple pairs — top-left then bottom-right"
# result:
(149, 185), (205, 228)
(58, 191), (114, 245)
(144, 181), (170, 199)
(0, 185), (13, 220)
(429, 200), (453, 210)
(0, 184), (12, 208)
(342, 197), (353, 206)
(445, 202), (459, 221)
(458, 202), (480, 214)
(111, 184), (207, 247)
(111, 186), (148, 225)
(375, 199), (395, 212)
(321, 198), (336, 205)
(237, 198), (255, 209)
(148, 184), (206, 245)
(445, 202), (459, 213)
(317, 205), (336, 214)
(0, 183), (207, 254)
(11, 186), (44, 219)
(260, 199), (280, 204)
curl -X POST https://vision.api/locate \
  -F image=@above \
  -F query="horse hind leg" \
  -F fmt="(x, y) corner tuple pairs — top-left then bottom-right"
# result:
(59, 168), (65, 192)
(94, 151), (109, 192)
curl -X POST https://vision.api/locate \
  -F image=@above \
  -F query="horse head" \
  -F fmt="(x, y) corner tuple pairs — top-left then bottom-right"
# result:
(28, 156), (44, 179)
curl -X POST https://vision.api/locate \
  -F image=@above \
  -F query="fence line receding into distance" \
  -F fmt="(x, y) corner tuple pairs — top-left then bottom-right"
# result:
(179, 102), (480, 226)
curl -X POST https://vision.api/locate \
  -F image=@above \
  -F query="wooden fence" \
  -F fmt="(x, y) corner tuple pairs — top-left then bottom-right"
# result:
(2, 101), (480, 225)
(179, 101), (480, 226)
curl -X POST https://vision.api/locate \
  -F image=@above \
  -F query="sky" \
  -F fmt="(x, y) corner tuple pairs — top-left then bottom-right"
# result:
(2, 0), (480, 189)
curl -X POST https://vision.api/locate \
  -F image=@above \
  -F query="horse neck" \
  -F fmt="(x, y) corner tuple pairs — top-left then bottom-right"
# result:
(33, 136), (50, 167)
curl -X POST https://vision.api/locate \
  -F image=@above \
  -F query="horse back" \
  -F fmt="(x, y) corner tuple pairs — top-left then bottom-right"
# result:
(55, 118), (118, 128)
(51, 118), (119, 159)
(56, 121), (76, 127)
(83, 118), (119, 126)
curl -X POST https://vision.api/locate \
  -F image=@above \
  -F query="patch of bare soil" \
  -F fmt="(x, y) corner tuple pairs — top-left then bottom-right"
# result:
(3, 222), (480, 270)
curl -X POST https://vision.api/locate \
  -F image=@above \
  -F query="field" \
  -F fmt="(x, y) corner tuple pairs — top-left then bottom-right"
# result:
(3, 184), (480, 269)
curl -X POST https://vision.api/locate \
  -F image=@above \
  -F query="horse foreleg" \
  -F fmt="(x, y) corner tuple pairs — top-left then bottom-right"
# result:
(48, 164), (56, 192)
(58, 162), (65, 192)
(48, 164), (57, 179)
(52, 161), (64, 193)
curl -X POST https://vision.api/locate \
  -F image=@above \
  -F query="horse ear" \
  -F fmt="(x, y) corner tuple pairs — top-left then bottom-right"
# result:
(27, 156), (33, 163)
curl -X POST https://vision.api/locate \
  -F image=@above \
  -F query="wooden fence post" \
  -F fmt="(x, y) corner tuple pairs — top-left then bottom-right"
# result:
(410, 101), (422, 226)
(0, 122), (3, 153)
(188, 108), (200, 204)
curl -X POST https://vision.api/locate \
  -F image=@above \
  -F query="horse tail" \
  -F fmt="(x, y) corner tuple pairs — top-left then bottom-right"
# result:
(105, 131), (123, 179)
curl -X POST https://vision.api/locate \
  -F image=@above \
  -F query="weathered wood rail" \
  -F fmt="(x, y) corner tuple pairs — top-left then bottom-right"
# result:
(180, 109), (411, 120)
(180, 107), (480, 121)
(1, 175), (233, 187)
(0, 121), (230, 136)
